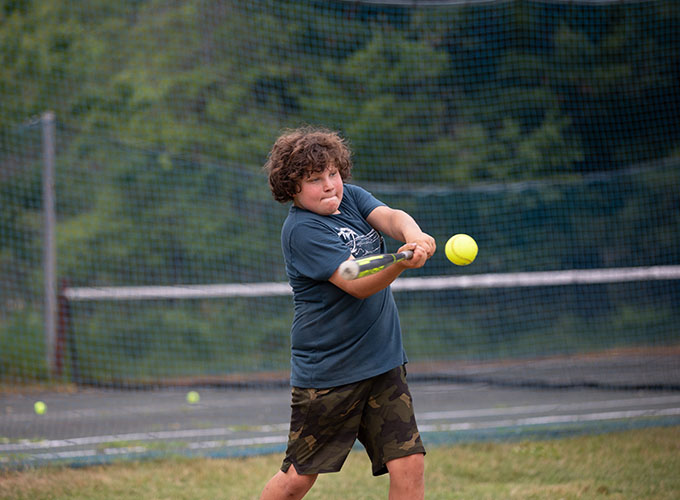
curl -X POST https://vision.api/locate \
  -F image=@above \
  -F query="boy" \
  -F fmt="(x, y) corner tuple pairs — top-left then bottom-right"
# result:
(260, 126), (436, 500)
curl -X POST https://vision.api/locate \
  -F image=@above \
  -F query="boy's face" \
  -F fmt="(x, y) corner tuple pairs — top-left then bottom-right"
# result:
(293, 165), (343, 215)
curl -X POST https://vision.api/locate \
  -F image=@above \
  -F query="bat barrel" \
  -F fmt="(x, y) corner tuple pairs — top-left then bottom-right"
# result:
(339, 260), (361, 280)
(339, 250), (413, 281)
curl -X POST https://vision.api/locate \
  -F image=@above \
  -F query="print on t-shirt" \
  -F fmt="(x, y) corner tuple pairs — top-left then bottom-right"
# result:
(336, 227), (383, 258)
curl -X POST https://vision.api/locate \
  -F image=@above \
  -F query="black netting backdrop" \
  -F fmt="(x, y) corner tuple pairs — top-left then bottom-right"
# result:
(1, 0), (679, 389)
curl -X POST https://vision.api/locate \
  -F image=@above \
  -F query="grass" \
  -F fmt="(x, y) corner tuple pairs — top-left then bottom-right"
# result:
(1, 426), (679, 499)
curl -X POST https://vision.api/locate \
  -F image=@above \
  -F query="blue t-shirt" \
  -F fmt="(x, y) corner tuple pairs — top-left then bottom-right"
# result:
(281, 183), (407, 388)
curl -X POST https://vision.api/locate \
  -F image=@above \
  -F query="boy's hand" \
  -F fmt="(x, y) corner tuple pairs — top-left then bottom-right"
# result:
(399, 233), (436, 269)
(410, 232), (436, 258)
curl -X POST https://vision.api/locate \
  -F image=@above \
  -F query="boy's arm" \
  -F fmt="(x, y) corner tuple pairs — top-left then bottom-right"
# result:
(366, 206), (436, 258)
(328, 206), (436, 299)
(328, 245), (415, 299)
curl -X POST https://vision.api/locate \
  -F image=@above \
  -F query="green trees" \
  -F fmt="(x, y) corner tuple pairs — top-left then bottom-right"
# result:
(1, 0), (678, 282)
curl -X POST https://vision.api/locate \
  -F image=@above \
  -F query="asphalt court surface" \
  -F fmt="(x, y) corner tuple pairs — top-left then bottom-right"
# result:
(2, 381), (680, 467)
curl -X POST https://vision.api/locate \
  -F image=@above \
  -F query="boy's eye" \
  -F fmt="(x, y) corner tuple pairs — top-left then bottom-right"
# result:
(306, 170), (338, 182)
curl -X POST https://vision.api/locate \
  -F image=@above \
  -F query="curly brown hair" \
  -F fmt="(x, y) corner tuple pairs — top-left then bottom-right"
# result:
(264, 126), (353, 203)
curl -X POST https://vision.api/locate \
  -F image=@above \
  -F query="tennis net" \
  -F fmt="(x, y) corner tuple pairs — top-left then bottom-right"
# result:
(57, 262), (680, 390)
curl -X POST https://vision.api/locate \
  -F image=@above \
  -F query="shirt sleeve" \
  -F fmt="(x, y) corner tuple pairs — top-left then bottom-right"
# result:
(345, 184), (385, 219)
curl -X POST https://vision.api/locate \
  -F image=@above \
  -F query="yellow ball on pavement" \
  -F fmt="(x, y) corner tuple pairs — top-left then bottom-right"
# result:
(186, 391), (200, 404)
(445, 234), (478, 266)
(34, 401), (46, 415)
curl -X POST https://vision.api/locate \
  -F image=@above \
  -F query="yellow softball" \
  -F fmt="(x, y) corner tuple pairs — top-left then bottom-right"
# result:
(445, 234), (478, 266)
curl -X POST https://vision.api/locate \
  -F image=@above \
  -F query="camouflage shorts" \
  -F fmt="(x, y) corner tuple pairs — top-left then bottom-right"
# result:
(281, 365), (425, 476)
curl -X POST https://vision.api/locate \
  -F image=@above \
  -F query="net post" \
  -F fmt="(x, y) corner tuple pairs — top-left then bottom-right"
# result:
(57, 279), (82, 384)
(55, 279), (68, 379)
(41, 111), (58, 378)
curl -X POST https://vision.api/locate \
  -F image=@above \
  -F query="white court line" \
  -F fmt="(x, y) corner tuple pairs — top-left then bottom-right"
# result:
(13, 406), (680, 463)
(0, 424), (289, 453)
(4, 397), (680, 452)
(4, 400), (680, 457)
(417, 395), (680, 421)
(418, 407), (680, 432)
